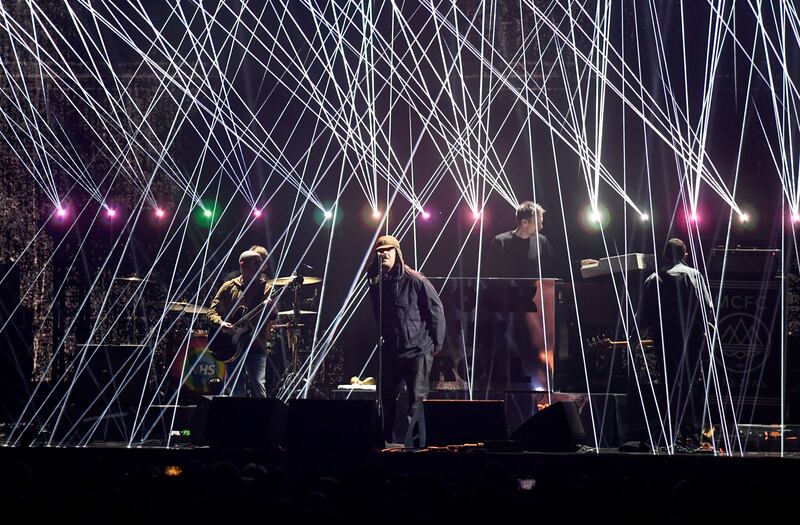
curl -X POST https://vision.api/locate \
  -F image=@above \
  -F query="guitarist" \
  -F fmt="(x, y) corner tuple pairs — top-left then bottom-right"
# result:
(207, 249), (276, 397)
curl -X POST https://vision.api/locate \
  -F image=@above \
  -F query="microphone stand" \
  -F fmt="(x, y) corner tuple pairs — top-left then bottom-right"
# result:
(376, 254), (384, 442)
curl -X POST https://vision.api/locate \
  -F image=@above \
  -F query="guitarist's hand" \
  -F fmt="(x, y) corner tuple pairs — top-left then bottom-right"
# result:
(220, 321), (234, 334)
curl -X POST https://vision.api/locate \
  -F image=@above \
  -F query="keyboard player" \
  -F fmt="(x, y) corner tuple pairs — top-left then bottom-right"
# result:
(485, 201), (559, 278)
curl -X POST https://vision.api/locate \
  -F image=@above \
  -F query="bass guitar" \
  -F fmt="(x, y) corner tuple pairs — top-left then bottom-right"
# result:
(208, 299), (274, 363)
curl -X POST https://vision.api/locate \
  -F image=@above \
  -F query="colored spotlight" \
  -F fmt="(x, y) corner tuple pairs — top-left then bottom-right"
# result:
(472, 208), (482, 220)
(252, 208), (263, 218)
(106, 207), (117, 218)
(155, 207), (166, 219)
(690, 212), (699, 223)
(738, 213), (749, 223)
(195, 201), (219, 227)
(372, 209), (381, 220)
(589, 210), (602, 223)
(793, 211), (800, 223)
(324, 210), (333, 220)
(56, 206), (67, 218)
(421, 210), (431, 220)
(640, 212), (649, 222)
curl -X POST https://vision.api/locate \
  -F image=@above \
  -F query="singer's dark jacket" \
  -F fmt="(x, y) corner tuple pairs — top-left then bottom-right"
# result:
(369, 263), (446, 358)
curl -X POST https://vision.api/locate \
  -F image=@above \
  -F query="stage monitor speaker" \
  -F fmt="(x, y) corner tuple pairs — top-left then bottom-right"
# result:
(423, 399), (507, 446)
(206, 397), (287, 449)
(510, 401), (585, 452)
(287, 399), (381, 457)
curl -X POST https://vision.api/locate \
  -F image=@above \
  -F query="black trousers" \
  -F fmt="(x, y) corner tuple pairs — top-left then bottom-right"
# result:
(664, 340), (707, 441)
(380, 351), (433, 445)
(626, 336), (707, 447)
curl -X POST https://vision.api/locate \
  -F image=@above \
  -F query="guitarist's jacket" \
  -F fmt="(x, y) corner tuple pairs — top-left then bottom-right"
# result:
(207, 275), (275, 351)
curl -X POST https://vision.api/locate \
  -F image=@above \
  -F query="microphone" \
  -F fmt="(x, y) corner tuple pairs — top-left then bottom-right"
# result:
(369, 253), (382, 285)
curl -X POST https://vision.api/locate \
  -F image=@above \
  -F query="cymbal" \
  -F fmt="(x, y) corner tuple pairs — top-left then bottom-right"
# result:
(269, 275), (322, 286)
(184, 304), (209, 315)
(167, 301), (209, 315)
(115, 275), (153, 283)
(277, 309), (317, 316)
(167, 301), (190, 312)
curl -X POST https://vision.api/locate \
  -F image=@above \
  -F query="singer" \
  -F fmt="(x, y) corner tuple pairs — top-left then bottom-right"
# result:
(368, 235), (445, 446)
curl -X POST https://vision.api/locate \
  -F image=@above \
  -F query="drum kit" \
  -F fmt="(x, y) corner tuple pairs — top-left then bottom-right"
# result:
(161, 271), (323, 400)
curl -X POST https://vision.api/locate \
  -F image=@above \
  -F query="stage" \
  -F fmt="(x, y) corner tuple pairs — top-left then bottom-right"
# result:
(2, 1), (800, 520)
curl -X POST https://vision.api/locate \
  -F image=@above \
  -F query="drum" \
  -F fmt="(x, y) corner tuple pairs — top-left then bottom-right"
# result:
(169, 329), (227, 396)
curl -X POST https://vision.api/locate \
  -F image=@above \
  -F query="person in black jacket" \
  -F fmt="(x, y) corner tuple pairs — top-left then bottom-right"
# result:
(638, 238), (715, 448)
(369, 235), (445, 445)
(486, 201), (557, 278)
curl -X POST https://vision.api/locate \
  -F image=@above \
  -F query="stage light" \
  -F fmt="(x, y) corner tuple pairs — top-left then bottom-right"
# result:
(472, 208), (482, 220)
(640, 212), (649, 222)
(316, 205), (340, 226)
(580, 203), (609, 232)
(421, 210), (431, 220)
(56, 206), (67, 218)
(690, 212), (699, 223)
(106, 207), (117, 218)
(371, 209), (381, 220)
(739, 213), (749, 223)
(793, 211), (800, 223)
(155, 207), (166, 219)
(252, 208), (263, 218)
(195, 201), (219, 227)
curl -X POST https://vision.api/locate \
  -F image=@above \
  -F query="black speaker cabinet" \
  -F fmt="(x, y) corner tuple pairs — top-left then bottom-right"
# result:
(206, 397), (287, 449)
(510, 401), (585, 452)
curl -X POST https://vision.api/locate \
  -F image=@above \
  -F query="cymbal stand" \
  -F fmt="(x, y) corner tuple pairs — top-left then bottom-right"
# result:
(275, 276), (304, 399)
(288, 275), (304, 376)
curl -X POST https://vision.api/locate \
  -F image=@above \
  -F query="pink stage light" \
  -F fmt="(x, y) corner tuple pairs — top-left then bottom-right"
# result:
(793, 211), (800, 223)
(56, 206), (67, 218)
(106, 207), (117, 218)
(472, 208), (482, 220)
(155, 207), (166, 219)
(421, 210), (431, 220)
(253, 208), (263, 218)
